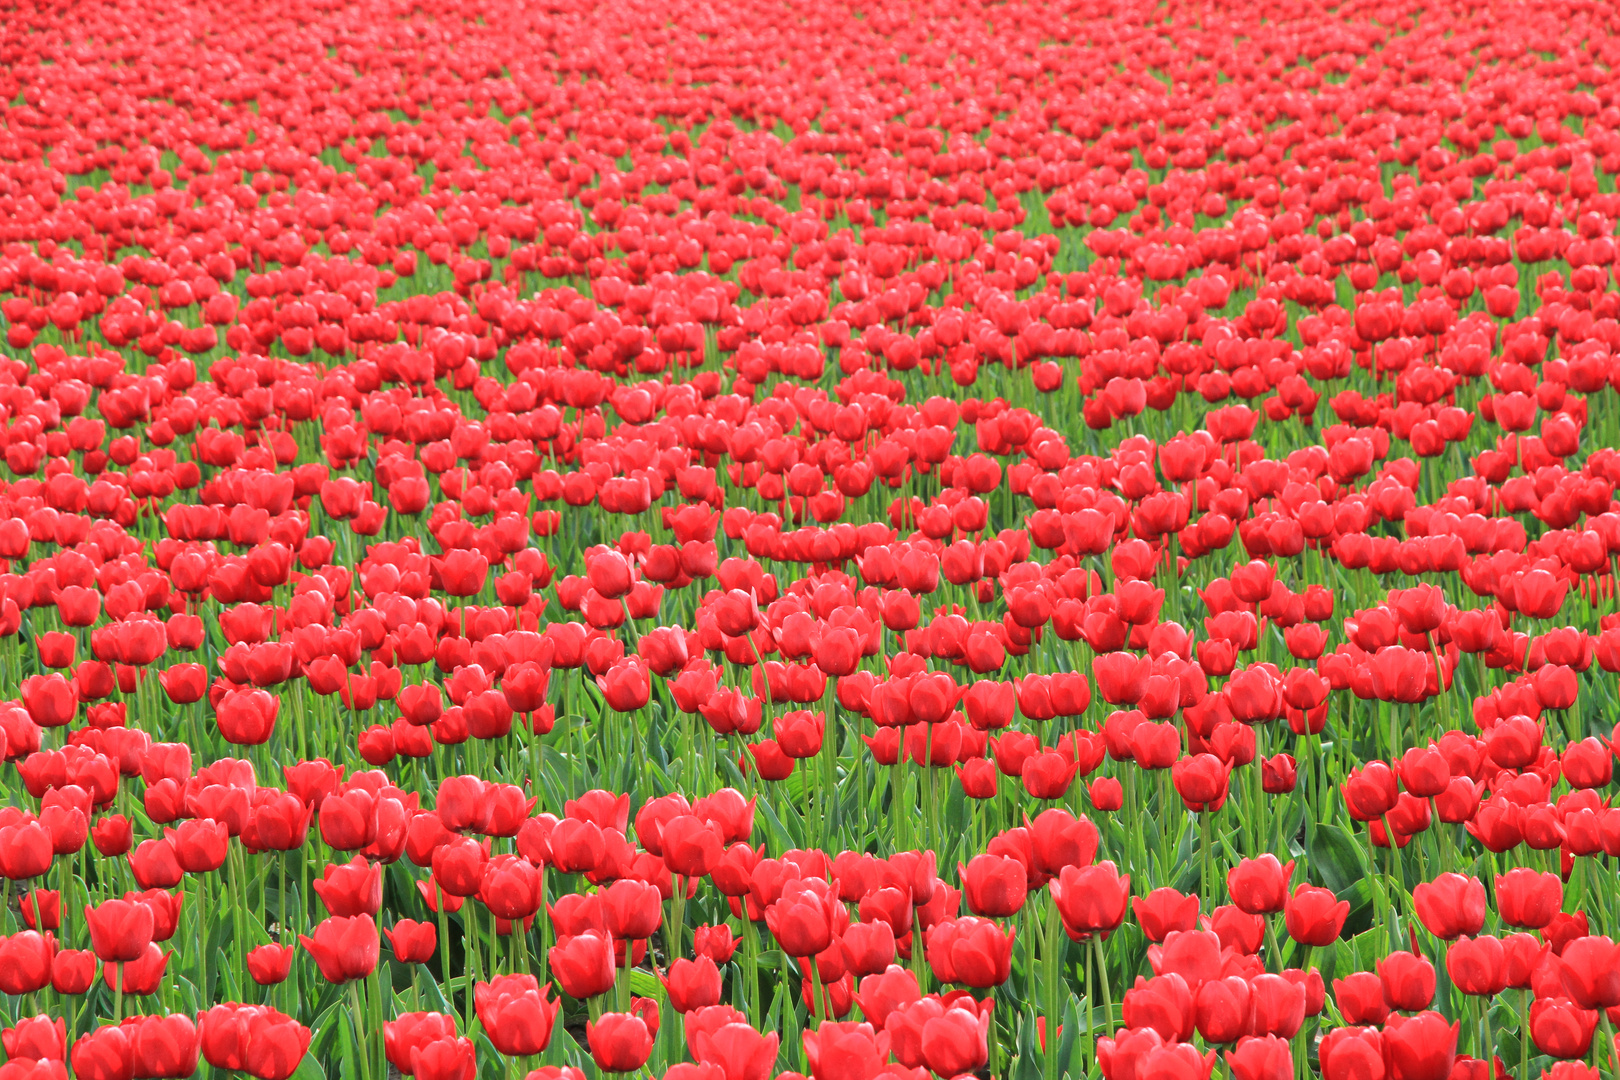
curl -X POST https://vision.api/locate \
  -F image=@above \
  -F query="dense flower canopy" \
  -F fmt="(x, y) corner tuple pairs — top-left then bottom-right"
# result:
(2, 0), (1620, 1078)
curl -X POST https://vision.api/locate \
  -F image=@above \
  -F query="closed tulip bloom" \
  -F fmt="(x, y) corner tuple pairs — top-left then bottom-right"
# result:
(1225, 1035), (1292, 1080)
(0, 931), (54, 995)
(298, 914), (379, 983)
(1332, 971), (1389, 1026)
(437, 550), (490, 597)
(1441, 935), (1505, 998)
(411, 1037), (476, 1080)
(802, 1021), (887, 1080)
(775, 710), (824, 759)
(1226, 855), (1292, 915)
(918, 1005), (988, 1079)
(587, 1002), (657, 1073)
(1093, 652), (1151, 706)
(813, 627), (860, 677)
(246, 944), (294, 985)
(1562, 738), (1613, 789)
(21, 674), (77, 727)
(600, 878), (661, 940)
(1206, 905), (1264, 956)
(1496, 868), (1562, 929)
(548, 931), (616, 999)
(959, 854), (1028, 917)
(1171, 754), (1231, 812)
(3, 1017), (66, 1062)
(382, 1013), (459, 1075)
(313, 856), (382, 918)
(1049, 861), (1129, 940)
(0, 820), (53, 880)
(1382, 1011), (1457, 1080)
(243, 794), (310, 853)
(1530, 997), (1598, 1059)
(52, 949), (97, 994)
(1260, 754), (1297, 794)
(1029, 808), (1100, 877)
(963, 680), (1016, 730)
(1194, 975), (1252, 1044)
(92, 815), (134, 858)
(215, 689), (279, 745)
(125, 1013), (199, 1080)
(1121, 973), (1196, 1043)
(1248, 973), (1305, 1038)
(236, 1008), (311, 1080)
(1502, 932), (1549, 989)
(1133, 888), (1200, 942)
(1283, 884), (1348, 946)
(479, 855), (543, 920)
(691, 1021), (778, 1080)
(1341, 762), (1399, 821)
(838, 920), (897, 978)
(1411, 873), (1485, 940)
(103, 942), (168, 995)
(1317, 1027), (1384, 1080)
(955, 758), (998, 800)
(1377, 950), (1436, 1012)
(383, 1016), (463, 1075)
(663, 957), (723, 1014)
(1021, 749), (1079, 799)
(432, 836), (489, 897)
(474, 975), (560, 1056)
(691, 925), (736, 965)
(84, 899), (154, 963)
(1097, 1027), (1166, 1080)
(585, 550), (633, 599)
(1558, 936), (1620, 1009)
(661, 815), (723, 878)
(386, 921), (437, 964)
(1014, 675), (1056, 722)
(925, 916), (1015, 988)
(764, 880), (836, 957)
(599, 658), (651, 711)
(1145, 929), (1223, 996)
(71, 1026), (132, 1080)
(1398, 746), (1450, 798)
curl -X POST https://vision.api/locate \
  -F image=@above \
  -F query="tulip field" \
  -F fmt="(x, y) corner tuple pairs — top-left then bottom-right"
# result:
(7, 0), (1620, 1078)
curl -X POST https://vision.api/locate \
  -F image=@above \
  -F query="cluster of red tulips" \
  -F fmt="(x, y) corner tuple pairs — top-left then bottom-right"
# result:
(3, 0), (1620, 1078)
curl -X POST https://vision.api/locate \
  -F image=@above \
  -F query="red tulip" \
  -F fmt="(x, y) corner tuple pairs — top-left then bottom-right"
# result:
(586, 1001), (657, 1073)
(1411, 873), (1485, 941)
(474, 975), (560, 1056)
(386, 921), (437, 964)
(1049, 861), (1128, 941)
(298, 914), (379, 983)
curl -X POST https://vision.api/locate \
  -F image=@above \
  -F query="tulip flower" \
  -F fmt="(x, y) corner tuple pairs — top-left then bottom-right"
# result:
(299, 914), (379, 983)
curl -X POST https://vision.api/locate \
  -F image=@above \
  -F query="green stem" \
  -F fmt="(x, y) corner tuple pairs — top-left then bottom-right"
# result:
(1091, 934), (1112, 1033)
(1043, 895), (1062, 1080)
(349, 979), (374, 1080)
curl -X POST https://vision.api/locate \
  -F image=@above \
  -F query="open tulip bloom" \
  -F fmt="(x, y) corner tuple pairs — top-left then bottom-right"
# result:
(8, 0), (1620, 1078)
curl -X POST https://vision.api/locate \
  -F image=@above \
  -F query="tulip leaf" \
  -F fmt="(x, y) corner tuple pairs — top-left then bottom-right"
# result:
(1057, 991), (1083, 1080)
(289, 1054), (325, 1080)
(1346, 926), (1391, 973)
(754, 788), (804, 850)
(1012, 1010), (1041, 1080)
(1305, 819), (1369, 894)
(474, 1029), (510, 1080)
(533, 1024), (590, 1074)
(335, 998), (358, 1080)
(628, 967), (661, 998)
(305, 995), (352, 1063)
